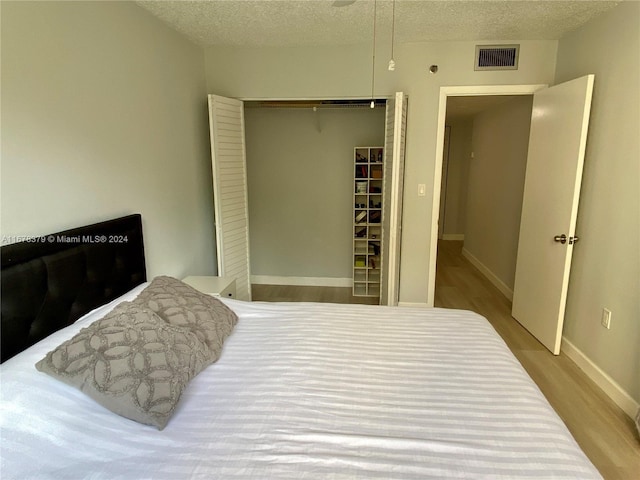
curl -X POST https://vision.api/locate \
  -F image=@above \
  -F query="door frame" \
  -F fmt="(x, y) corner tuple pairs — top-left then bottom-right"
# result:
(438, 125), (451, 240)
(236, 94), (403, 301)
(427, 84), (547, 307)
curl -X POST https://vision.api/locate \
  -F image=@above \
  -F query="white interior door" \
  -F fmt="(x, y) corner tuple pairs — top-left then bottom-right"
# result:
(208, 94), (252, 301)
(512, 75), (594, 354)
(380, 92), (408, 306)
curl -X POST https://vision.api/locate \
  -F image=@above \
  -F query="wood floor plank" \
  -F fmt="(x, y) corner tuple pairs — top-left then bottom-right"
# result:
(252, 240), (640, 479)
(252, 284), (379, 305)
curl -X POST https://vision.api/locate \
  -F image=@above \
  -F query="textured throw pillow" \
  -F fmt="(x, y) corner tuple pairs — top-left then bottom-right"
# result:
(132, 276), (238, 364)
(36, 301), (209, 430)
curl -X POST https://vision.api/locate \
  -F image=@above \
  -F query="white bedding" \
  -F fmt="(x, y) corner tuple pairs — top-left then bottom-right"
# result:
(0, 287), (601, 479)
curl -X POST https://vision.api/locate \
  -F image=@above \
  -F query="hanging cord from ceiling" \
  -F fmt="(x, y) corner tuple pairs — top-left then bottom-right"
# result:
(388, 0), (396, 71)
(370, 0), (377, 108)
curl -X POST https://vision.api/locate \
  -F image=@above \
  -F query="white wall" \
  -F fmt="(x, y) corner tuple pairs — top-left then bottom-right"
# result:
(555, 2), (639, 405)
(1, 1), (214, 278)
(463, 96), (533, 293)
(244, 106), (385, 282)
(441, 119), (472, 237)
(205, 39), (558, 304)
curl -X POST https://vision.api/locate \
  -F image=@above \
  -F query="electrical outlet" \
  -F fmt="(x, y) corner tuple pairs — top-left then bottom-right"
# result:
(601, 308), (612, 329)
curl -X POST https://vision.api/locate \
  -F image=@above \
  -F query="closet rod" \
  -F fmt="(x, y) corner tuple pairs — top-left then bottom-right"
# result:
(244, 101), (386, 110)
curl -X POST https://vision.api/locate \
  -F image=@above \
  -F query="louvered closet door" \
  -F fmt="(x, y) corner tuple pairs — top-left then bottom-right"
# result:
(208, 95), (252, 301)
(380, 92), (408, 306)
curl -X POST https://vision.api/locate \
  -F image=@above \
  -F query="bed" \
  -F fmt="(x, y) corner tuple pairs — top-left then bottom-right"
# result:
(0, 216), (602, 479)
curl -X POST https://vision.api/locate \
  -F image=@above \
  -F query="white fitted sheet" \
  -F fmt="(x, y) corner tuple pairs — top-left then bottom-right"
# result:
(0, 290), (601, 479)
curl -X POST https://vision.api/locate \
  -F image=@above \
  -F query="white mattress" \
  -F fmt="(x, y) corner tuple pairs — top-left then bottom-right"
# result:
(0, 288), (601, 479)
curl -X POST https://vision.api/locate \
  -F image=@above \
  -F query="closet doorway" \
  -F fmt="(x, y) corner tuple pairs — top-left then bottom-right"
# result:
(208, 94), (408, 305)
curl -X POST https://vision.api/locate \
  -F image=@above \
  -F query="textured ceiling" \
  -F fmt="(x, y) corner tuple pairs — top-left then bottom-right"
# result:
(135, 0), (620, 47)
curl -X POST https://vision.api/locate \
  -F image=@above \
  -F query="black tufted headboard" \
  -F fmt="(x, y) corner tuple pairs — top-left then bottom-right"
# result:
(1, 214), (146, 363)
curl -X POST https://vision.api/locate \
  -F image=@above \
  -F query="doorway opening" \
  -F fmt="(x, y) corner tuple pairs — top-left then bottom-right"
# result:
(429, 77), (594, 356)
(436, 94), (534, 305)
(209, 93), (407, 305)
(427, 85), (546, 307)
(243, 99), (386, 296)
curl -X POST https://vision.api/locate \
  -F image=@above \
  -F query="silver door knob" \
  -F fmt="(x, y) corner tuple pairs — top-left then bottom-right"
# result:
(570, 236), (580, 244)
(554, 234), (567, 244)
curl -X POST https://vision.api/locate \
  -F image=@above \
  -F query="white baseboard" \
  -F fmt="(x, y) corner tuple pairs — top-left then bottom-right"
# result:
(251, 275), (352, 288)
(461, 248), (514, 301)
(561, 337), (639, 419)
(441, 234), (465, 241)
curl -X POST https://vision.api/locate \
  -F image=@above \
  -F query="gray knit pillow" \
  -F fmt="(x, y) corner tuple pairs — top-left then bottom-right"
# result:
(132, 276), (238, 364)
(36, 301), (209, 430)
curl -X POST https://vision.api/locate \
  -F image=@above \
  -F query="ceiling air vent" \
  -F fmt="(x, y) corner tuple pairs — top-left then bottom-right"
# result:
(475, 45), (519, 71)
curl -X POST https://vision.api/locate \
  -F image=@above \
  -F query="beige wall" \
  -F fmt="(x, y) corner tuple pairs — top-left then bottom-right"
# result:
(245, 106), (385, 280)
(441, 118), (473, 236)
(555, 2), (640, 403)
(205, 39), (558, 304)
(1, 1), (214, 278)
(463, 96), (533, 292)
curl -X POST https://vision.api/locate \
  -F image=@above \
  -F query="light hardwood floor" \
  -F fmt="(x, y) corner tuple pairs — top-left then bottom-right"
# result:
(252, 283), (380, 305)
(252, 240), (640, 479)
